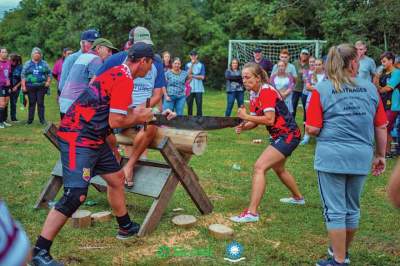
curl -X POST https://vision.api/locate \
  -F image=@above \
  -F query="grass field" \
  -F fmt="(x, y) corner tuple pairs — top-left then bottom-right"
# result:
(0, 87), (399, 266)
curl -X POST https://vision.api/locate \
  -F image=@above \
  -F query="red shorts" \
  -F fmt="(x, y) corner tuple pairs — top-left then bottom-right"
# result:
(386, 110), (398, 132)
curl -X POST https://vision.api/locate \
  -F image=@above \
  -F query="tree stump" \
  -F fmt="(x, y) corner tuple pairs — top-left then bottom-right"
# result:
(208, 224), (234, 239)
(171, 215), (197, 228)
(91, 211), (112, 223)
(70, 210), (92, 228)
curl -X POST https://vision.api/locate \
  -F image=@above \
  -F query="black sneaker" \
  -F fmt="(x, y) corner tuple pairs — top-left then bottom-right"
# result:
(40, 120), (48, 125)
(116, 222), (140, 240)
(31, 249), (64, 266)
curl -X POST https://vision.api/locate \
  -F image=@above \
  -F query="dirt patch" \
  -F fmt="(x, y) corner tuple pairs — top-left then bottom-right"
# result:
(374, 186), (387, 197)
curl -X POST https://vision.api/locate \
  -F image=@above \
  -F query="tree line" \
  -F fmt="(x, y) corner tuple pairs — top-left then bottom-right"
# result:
(0, 0), (398, 89)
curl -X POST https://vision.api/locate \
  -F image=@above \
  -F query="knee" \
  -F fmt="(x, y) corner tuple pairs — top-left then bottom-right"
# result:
(107, 170), (125, 188)
(54, 187), (88, 217)
(273, 167), (286, 177)
(254, 161), (268, 175)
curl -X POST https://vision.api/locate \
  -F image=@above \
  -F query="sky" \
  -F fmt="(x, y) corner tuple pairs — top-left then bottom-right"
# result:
(0, 0), (21, 19)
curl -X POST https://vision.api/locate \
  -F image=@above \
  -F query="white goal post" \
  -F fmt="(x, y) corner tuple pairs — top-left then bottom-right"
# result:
(228, 39), (327, 67)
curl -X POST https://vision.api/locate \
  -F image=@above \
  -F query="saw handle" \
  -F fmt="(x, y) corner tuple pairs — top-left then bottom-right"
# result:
(144, 98), (150, 131)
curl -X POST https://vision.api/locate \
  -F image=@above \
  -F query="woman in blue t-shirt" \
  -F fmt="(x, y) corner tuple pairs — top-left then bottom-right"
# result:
(163, 57), (188, 115)
(224, 58), (244, 116)
(21, 47), (51, 125)
(306, 43), (387, 266)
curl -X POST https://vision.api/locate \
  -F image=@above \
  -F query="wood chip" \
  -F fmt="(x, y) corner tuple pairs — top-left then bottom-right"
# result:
(91, 211), (112, 223)
(172, 215), (197, 228)
(172, 208), (184, 212)
(70, 210), (92, 228)
(208, 224), (234, 239)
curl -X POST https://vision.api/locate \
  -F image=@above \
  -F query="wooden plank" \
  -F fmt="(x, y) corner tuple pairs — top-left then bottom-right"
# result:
(158, 137), (213, 214)
(138, 172), (179, 236)
(90, 164), (171, 198)
(34, 175), (63, 209)
(43, 123), (60, 151)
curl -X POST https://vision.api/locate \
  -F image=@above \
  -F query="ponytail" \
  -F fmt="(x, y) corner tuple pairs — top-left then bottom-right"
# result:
(325, 44), (357, 92)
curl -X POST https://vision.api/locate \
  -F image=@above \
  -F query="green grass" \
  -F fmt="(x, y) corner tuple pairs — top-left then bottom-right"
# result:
(0, 88), (399, 266)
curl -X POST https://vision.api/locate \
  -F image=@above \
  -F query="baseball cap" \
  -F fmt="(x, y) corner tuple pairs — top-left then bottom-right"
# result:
(92, 38), (118, 52)
(128, 26), (153, 45)
(80, 29), (100, 42)
(300, 48), (310, 55)
(128, 42), (154, 60)
(189, 49), (198, 56)
(254, 47), (262, 53)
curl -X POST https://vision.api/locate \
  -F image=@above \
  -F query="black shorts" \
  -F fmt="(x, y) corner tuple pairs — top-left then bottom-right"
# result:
(271, 134), (300, 157)
(0, 86), (10, 97)
(59, 139), (121, 188)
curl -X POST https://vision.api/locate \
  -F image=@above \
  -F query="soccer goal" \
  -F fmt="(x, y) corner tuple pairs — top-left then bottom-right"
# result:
(228, 40), (327, 66)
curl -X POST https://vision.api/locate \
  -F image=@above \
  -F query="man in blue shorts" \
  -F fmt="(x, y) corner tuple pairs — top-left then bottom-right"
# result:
(31, 43), (155, 266)
(96, 26), (166, 187)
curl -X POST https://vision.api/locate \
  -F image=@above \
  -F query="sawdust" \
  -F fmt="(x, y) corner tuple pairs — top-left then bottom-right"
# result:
(374, 186), (387, 197)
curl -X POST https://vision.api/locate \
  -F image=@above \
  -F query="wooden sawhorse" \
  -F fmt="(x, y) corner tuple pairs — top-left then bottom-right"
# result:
(35, 124), (213, 236)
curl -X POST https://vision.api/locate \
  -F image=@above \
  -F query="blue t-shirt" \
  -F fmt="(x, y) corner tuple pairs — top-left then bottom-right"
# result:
(185, 61), (205, 93)
(96, 51), (166, 106)
(59, 52), (103, 113)
(313, 78), (381, 175)
(165, 70), (188, 97)
(21, 60), (51, 87)
(59, 50), (82, 92)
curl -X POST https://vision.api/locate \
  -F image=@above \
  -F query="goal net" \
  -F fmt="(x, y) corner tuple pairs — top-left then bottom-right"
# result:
(228, 40), (327, 66)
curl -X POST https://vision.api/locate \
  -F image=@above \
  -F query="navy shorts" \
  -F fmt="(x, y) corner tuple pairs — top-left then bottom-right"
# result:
(271, 134), (300, 157)
(59, 139), (121, 188)
(0, 86), (10, 97)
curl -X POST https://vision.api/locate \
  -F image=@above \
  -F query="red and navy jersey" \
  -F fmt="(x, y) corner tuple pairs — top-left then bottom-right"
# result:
(58, 64), (133, 147)
(250, 84), (300, 139)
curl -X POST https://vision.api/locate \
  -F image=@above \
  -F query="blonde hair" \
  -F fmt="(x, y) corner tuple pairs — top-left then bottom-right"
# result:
(242, 62), (269, 83)
(325, 43), (357, 92)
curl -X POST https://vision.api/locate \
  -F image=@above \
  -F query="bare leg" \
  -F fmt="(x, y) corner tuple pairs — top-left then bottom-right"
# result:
(345, 229), (357, 251)
(248, 145), (285, 214)
(328, 229), (347, 263)
(39, 209), (69, 241)
(102, 170), (127, 216)
(272, 159), (303, 199)
(123, 125), (157, 185)
(388, 159), (400, 208)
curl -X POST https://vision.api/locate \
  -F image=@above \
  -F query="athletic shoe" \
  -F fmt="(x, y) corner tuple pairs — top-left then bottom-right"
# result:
(230, 209), (259, 223)
(40, 120), (48, 125)
(280, 197), (305, 205)
(116, 222), (140, 240)
(316, 258), (348, 266)
(328, 246), (350, 264)
(31, 249), (64, 266)
(3, 121), (12, 127)
(300, 135), (310, 145)
(0, 123), (4, 129)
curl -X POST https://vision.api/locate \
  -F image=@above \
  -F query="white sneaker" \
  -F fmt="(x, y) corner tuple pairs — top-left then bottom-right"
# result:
(3, 121), (12, 127)
(280, 197), (305, 205)
(230, 209), (259, 223)
(0, 123), (5, 129)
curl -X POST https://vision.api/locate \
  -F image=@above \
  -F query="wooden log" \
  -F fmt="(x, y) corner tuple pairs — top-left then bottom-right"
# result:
(172, 215), (197, 228)
(91, 211), (112, 223)
(70, 210), (92, 228)
(208, 224), (234, 239)
(116, 127), (208, 155)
